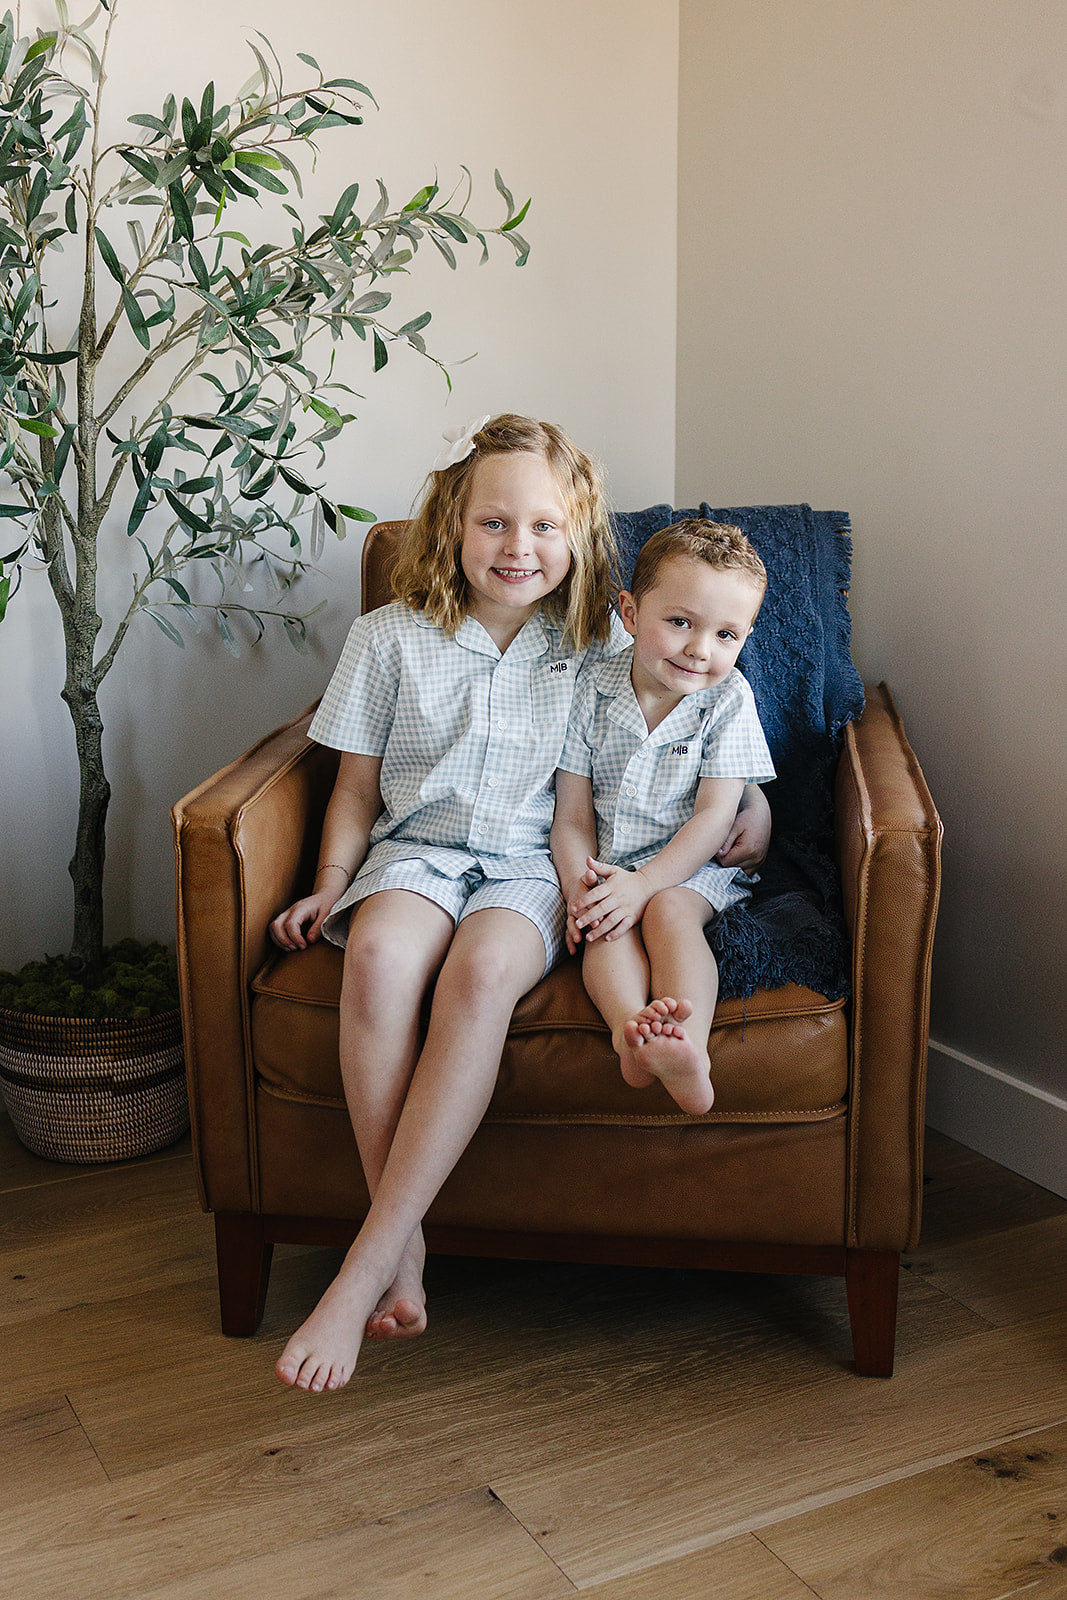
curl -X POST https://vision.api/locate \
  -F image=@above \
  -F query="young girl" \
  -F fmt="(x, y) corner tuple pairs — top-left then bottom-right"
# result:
(269, 417), (769, 1392)
(268, 413), (620, 1392)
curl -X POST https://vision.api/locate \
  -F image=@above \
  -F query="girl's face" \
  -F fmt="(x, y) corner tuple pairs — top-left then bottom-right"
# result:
(459, 451), (572, 647)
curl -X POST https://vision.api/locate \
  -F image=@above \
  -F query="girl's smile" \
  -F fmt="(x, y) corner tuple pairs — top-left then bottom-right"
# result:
(459, 452), (572, 648)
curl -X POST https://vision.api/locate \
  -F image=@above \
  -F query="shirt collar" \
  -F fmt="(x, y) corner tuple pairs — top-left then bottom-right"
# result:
(453, 609), (552, 661)
(597, 646), (730, 741)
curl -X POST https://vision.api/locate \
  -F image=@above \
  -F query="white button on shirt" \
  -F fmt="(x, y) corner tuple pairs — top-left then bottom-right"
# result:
(309, 603), (623, 883)
(559, 646), (776, 872)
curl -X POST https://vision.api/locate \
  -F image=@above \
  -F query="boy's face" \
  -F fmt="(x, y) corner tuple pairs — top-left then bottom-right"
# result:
(618, 554), (764, 707)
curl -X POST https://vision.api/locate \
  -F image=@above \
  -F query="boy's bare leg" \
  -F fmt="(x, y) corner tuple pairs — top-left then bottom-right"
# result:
(620, 887), (718, 1115)
(581, 929), (657, 1089)
(276, 907), (546, 1392)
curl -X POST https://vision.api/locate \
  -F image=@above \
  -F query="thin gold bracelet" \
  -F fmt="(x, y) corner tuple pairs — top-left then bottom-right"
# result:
(315, 863), (350, 877)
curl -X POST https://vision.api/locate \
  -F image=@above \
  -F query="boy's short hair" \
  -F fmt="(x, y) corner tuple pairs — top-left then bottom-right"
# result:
(628, 519), (767, 611)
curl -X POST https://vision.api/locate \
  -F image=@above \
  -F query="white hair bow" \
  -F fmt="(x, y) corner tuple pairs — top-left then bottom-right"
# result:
(431, 414), (491, 472)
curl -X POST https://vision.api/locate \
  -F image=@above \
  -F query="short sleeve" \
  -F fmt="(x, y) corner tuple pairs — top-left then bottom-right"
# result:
(309, 608), (400, 754)
(700, 673), (776, 783)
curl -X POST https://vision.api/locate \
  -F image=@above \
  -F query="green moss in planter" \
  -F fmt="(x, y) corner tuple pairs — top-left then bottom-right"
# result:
(0, 941), (180, 1021)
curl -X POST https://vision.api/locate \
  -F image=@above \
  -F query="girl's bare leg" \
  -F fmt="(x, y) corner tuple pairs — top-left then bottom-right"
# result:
(336, 892), (456, 1342)
(620, 888), (718, 1115)
(275, 891), (452, 1385)
(276, 907), (546, 1393)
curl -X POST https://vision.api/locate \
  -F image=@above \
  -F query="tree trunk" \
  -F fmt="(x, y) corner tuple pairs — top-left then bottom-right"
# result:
(61, 195), (107, 976)
(62, 680), (109, 975)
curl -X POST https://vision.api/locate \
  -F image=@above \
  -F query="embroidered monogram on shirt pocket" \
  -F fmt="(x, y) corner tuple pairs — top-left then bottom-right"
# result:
(535, 657), (577, 765)
(652, 739), (702, 795)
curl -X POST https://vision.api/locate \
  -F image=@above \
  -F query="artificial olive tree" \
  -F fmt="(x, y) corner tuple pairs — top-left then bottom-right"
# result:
(0, 2), (529, 974)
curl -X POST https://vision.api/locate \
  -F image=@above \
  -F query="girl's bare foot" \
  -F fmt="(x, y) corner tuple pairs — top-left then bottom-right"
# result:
(367, 1292), (426, 1341)
(366, 1234), (428, 1341)
(276, 1253), (392, 1393)
(620, 997), (714, 1115)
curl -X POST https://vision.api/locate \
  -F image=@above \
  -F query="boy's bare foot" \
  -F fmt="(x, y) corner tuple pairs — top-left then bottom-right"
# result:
(276, 1254), (391, 1393)
(635, 996), (687, 1038)
(616, 997), (674, 1087)
(619, 997), (714, 1115)
(366, 1235), (428, 1341)
(617, 996), (682, 1086)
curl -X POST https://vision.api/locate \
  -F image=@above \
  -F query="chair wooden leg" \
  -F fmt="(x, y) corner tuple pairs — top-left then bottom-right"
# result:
(214, 1211), (274, 1336)
(845, 1247), (900, 1377)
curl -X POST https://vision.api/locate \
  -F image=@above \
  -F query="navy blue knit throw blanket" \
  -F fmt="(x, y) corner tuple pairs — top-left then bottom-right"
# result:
(611, 504), (866, 1002)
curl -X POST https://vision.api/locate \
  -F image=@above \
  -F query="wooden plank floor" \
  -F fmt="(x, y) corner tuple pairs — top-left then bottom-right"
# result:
(1, 1114), (1065, 1599)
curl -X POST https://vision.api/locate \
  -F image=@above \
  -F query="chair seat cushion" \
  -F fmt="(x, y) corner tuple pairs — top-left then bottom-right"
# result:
(251, 943), (848, 1126)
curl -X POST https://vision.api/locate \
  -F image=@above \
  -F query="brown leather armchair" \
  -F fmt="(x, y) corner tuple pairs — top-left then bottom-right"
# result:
(172, 520), (941, 1376)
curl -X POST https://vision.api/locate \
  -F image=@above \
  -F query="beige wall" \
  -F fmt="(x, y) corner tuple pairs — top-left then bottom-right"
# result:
(678, 1), (1067, 1114)
(0, 0), (678, 967)
(6, 0), (1062, 1181)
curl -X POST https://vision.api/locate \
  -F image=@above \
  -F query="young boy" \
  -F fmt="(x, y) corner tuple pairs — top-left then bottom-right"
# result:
(552, 519), (775, 1115)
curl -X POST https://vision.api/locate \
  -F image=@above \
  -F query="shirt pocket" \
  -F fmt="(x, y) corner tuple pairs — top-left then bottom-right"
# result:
(652, 738), (703, 801)
(530, 658), (579, 771)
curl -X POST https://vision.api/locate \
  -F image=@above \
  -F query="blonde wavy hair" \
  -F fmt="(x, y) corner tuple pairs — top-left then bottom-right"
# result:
(391, 413), (618, 649)
(629, 519), (767, 616)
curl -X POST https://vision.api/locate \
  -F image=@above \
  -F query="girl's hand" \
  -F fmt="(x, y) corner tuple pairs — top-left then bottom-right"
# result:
(570, 857), (650, 943)
(716, 794), (771, 874)
(563, 860), (601, 954)
(565, 907), (584, 956)
(269, 889), (339, 952)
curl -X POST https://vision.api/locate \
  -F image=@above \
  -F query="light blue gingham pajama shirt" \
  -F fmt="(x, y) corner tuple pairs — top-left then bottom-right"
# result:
(558, 646), (776, 915)
(308, 602), (626, 970)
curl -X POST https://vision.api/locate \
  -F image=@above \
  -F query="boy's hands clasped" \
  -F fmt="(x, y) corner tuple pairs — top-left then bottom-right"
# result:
(565, 784), (773, 955)
(567, 855), (654, 950)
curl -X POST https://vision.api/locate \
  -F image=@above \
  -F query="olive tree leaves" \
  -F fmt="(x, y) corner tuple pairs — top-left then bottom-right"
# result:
(0, 8), (530, 641)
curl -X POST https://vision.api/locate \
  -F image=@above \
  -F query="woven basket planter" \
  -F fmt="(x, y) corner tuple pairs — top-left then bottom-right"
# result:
(0, 1006), (188, 1163)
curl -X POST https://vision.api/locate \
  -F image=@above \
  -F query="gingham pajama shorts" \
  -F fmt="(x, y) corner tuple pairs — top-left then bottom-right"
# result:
(322, 850), (568, 977)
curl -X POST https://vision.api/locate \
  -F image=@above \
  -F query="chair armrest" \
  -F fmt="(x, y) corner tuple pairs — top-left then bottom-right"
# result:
(835, 683), (942, 1252)
(172, 709), (339, 1212)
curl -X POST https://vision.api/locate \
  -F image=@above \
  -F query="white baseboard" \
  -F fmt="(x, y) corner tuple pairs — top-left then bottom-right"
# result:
(925, 1039), (1067, 1200)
